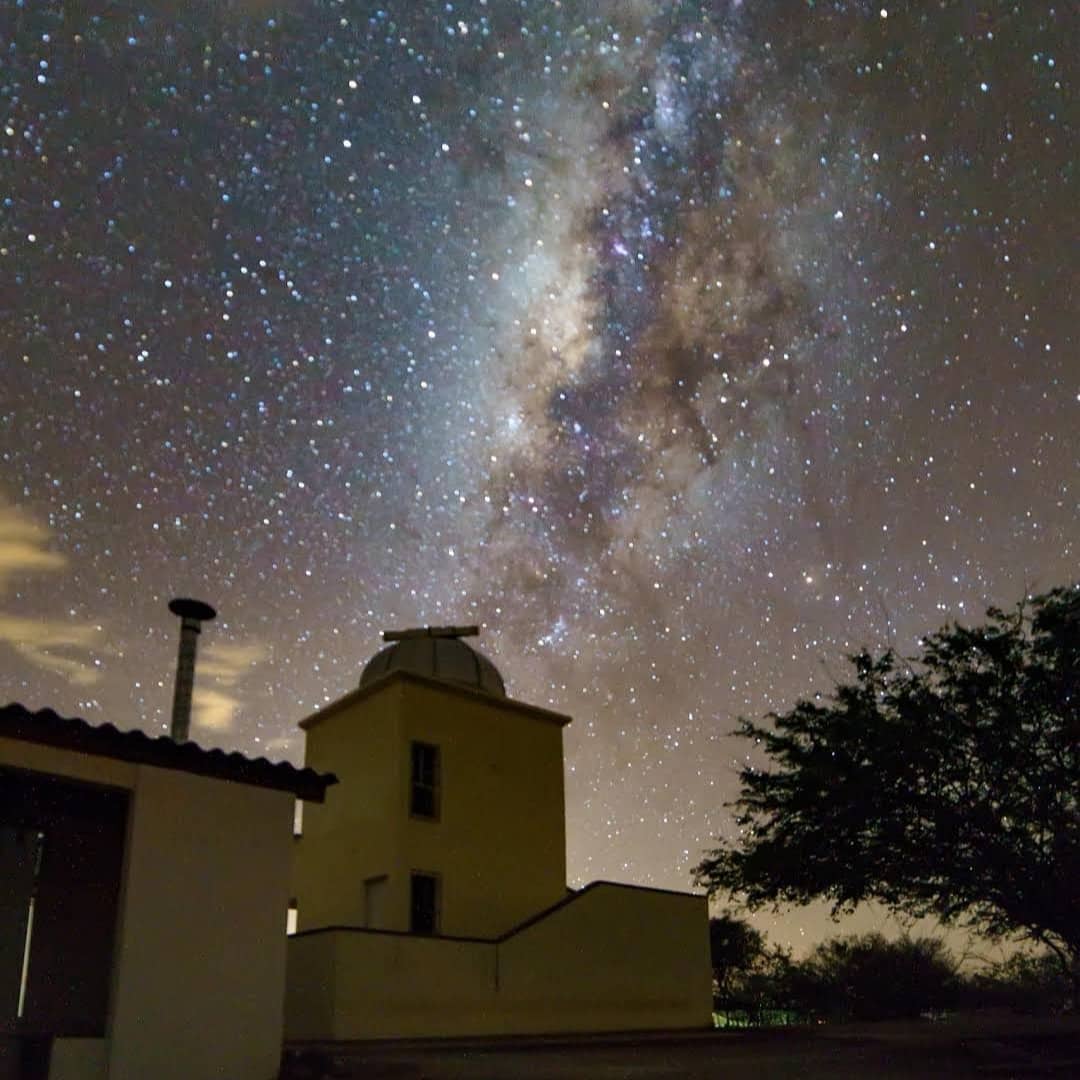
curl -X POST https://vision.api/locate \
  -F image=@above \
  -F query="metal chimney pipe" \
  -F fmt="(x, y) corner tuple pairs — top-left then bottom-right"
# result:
(168, 598), (217, 742)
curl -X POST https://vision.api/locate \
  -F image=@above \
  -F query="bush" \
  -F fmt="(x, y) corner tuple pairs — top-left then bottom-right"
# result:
(963, 952), (1075, 1015)
(792, 934), (960, 1022)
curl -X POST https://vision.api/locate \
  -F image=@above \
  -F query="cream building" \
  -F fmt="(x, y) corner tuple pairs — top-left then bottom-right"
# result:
(0, 704), (335, 1080)
(287, 627), (712, 1040)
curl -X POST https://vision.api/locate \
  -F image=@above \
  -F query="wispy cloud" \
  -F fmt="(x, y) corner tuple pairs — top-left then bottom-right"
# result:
(0, 614), (103, 687)
(197, 641), (267, 683)
(191, 640), (268, 733)
(0, 506), (67, 590)
(0, 506), (104, 686)
(191, 686), (243, 733)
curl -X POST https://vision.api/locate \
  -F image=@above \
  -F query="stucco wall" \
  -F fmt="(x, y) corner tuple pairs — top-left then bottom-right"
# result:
(295, 684), (405, 929)
(283, 931), (337, 1042)
(398, 680), (568, 938)
(496, 883), (713, 1034)
(296, 675), (568, 939)
(286, 883), (711, 1040)
(47, 1037), (106, 1080)
(107, 766), (295, 1080)
(287, 930), (498, 1040)
(0, 737), (136, 791)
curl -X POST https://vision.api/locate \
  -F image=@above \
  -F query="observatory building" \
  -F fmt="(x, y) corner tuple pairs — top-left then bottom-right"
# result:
(286, 626), (711, 1040)
(1, 617), (710, 1078)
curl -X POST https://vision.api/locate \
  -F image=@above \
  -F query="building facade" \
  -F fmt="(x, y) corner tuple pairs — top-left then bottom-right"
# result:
(287, 628), (712, 1040)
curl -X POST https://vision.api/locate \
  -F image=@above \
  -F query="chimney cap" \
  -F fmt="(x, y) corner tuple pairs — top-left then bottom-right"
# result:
(169, 597), (217, 622)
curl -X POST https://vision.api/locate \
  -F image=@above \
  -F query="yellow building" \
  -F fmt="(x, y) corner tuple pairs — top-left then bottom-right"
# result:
(287, 627), (712, 1040)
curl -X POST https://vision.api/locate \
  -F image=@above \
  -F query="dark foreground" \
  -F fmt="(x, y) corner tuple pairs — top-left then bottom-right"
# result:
(287, 1015), (1080, 1079)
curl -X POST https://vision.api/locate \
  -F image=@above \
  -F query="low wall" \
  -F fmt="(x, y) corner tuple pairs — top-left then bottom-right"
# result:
(284, 932), (339, 1041)
(497, 882), (712, 1034)
(48, 1038), (107, 1080)
(286, 882), (711, 1040)
(287, 930), (498, 1040)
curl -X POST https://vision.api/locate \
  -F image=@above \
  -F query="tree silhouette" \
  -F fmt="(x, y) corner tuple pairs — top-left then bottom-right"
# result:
(696, 586), (1079, 999)
(799, 933), (958, 1021)
(709, 913), (766, 1000)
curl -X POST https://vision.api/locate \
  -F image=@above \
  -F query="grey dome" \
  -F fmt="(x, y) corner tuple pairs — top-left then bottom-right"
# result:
(360, 635), (506, 697)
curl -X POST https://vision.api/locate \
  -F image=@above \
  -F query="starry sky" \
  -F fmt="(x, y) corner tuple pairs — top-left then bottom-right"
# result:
(0, 1), (1075, 953)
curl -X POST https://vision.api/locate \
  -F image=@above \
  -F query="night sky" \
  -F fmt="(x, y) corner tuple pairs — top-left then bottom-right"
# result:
(1, 1), (1075, 952)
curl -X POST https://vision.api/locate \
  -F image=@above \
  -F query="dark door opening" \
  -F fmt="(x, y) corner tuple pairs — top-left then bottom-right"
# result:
(1, 767), (128, 1039)
(409, 872), (440, 935)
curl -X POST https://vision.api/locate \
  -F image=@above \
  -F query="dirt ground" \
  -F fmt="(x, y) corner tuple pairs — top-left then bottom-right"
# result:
(288, 1015), (1080, 1079)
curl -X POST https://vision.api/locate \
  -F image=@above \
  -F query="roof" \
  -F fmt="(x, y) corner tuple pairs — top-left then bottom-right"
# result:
(301, 668), (572, 732)
(0, 703), (336, 802)
(360, 632), (506, 697)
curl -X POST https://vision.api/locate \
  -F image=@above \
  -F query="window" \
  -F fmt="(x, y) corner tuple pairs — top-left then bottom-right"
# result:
(409, 872), (439, 935)
(410, 741), (440, 820)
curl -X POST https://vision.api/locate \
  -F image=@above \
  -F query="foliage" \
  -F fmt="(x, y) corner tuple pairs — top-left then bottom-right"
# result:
(711, 930), (1072, 1026)
(797, 933), (959, 1021)
(709, 913), (767, 999)
(695, 586), (1080, 991)
(964, 951), (1075, 1015)
(708, 914), (806, 1025)
(710, 925), (961, 1025)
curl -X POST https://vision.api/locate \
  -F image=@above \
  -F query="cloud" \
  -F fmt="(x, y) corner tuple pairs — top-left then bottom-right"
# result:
(0, 506), (104, 685)
(0, 506), (67, 591)
(191, 640), (268, 734)
(0, 614), (103, 687)
(197, 641), (267, 684)
(191, 687), (242, 733)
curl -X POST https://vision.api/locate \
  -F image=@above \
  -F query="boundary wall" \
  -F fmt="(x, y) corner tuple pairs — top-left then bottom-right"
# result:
(286, 881), (711, 1040)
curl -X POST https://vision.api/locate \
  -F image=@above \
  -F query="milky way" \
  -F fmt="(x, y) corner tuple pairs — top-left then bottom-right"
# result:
(1, 1), (1075, 950)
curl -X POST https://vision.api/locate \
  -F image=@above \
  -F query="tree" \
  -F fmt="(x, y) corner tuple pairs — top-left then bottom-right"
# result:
(695, 586), (1080, 999)
(707, 913), (803, 1025)
(709, 913), (766, 999)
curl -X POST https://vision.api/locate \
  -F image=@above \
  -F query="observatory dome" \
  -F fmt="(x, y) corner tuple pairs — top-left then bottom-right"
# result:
(360, 629), (506, 698)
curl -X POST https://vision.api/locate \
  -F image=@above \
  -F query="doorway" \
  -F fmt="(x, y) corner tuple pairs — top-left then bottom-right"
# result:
(0, 768), (128, 1039)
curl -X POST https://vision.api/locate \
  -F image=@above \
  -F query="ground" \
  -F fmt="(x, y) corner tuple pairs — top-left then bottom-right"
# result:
(285, 1015), (1080, 1079)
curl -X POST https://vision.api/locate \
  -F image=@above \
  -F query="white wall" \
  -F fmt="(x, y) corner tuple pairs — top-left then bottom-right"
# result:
(107, 766), (295, 1080)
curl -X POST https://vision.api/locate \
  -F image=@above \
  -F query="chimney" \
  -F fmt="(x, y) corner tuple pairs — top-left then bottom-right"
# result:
(168, 598), (217, 742)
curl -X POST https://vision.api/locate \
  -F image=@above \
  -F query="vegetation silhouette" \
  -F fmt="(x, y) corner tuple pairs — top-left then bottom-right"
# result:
(708, 913), (802, 1026)
(696, 585), (1079, 1003)
(797, 933), (959, 1021)
(709, 917), (1073, 1025)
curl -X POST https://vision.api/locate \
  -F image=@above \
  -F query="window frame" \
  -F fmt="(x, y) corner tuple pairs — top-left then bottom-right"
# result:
(409, 740), (441, 822)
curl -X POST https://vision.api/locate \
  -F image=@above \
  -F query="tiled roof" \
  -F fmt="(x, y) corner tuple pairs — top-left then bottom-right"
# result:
(0, 703), (336, 802)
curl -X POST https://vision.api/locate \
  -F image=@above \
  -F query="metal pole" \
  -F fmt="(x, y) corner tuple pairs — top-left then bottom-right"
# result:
(168, 598), (216, 742)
